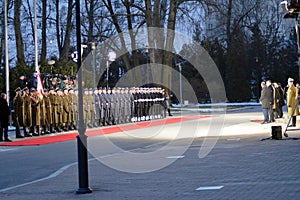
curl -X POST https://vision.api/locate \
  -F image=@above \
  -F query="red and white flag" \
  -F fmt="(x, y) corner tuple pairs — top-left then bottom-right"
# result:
(37, 71), (44, 94)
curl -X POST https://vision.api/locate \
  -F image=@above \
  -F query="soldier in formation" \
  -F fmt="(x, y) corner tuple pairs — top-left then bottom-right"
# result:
(13, 85), (171, 138)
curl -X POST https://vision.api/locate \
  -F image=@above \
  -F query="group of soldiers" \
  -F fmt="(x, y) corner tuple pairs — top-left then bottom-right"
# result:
(12, 86), (170, 138)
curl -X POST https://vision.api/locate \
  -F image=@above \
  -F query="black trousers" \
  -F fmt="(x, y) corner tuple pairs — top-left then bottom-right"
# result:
(292, 116), (297, 126)
(0, 121), (9, 140)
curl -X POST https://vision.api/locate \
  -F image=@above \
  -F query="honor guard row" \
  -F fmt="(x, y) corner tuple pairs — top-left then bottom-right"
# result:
(12, 86), (171, 138)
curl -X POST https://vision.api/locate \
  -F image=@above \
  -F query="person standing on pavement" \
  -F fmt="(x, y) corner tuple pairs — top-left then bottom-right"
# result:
(286, 78), (299, 127)
(0, 93), (12, 142)
(259, 82), (272, 124)
(276, 83), (285, 118)
(272, 82), (282, 119)
(266, 80), (275, 122)
(163, 90), (173, 117)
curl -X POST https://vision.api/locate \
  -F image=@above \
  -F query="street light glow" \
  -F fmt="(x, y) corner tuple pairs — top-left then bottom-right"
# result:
(108, 51), (116, 61)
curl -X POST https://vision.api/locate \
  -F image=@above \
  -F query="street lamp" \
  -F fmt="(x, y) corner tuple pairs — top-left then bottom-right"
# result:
(106, 51), (116, 89)
(254, 57), (259, 102)
(175, 62), (185, 106)
(75, 0), (92, 194)
(145, 47), (149, 85)
(47, 60), (55, 75)
(178, 64), (183, 106)
(4, 0), (9, 104)
(91, 42), (96, 88)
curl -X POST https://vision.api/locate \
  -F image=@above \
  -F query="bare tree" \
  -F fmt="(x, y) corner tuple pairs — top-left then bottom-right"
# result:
(54, 0), (74, 62)
(40, 0), (47, 64)
(14, 0), (26, 66)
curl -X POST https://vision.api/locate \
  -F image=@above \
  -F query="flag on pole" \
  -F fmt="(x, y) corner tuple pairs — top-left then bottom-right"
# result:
(37, 71), (44, 94)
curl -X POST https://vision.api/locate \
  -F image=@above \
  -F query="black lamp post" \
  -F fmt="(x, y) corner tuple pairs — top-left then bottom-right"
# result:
(106, 51), (116, 89)
(75, 0), (92, 194)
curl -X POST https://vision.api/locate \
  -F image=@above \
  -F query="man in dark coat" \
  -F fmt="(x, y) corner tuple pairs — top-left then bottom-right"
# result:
(259, 82), (273, 124)
(266, 80), (275, 122)
(0, 93), (12, 142)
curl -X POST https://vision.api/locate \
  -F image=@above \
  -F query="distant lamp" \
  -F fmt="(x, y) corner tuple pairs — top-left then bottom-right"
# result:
(48, 60), (55, 65)
(108, 51), (117, 61)
(48, 60), (55, 75)
(106, 51), (116, 89)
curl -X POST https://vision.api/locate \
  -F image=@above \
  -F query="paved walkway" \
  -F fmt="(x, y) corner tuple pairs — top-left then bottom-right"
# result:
(1, 107), (300, 200)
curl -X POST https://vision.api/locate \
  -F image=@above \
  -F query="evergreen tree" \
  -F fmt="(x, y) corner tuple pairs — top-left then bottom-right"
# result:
(226, 21), (251, 102)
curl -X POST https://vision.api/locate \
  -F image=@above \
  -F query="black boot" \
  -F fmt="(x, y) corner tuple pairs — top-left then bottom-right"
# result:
(168, 109), (173, 116)
(56, 124), (62, 133)
(73, 123), (77, 130)
(63, 124), (69, 132)
(68, 123), (74, 131)
(50, 125), (57, 133)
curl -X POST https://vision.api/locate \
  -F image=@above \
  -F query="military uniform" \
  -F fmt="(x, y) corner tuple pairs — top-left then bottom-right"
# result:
(43, 90), (52, 134)
(72, 90), (78, 129)
(99, 89), (106, 126)
(83, 89), (89, 127)
(49, 88), (58, 133)
(68, 89), (75, 130)
(39, 93), (46, 134)
(56, 89), (64, 132)
(93, 89), (101, 127)
(23, 88), (32, 136)
(13, 88), (24, 138)
(30, 88), (42, 136)
(110, 89), (118, 125)
(62, 89), (70, 131)
(87, 89), (95, 127)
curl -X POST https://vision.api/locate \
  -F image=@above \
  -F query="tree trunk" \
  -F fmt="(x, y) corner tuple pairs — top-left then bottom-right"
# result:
(59, 0), (74, 62)
(163, 0), (177, 90)
(102, 0), (133, 85)
(87, 0), (95, 42)
(14, 0), (26, 66)
(55, 0), (61, 56)
(124, 0), (142, 85)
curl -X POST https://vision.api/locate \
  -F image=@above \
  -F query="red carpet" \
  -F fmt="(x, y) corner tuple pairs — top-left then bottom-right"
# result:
(0, 115), (212, 146)
(250, 119), (264, 123)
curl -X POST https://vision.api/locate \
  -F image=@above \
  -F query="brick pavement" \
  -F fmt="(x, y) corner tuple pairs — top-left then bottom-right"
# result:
(1, 133), (300, 200)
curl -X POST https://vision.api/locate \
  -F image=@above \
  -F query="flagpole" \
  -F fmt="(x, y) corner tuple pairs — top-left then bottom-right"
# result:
(4, 0), (9, 104)
(34, 0), (39, 72)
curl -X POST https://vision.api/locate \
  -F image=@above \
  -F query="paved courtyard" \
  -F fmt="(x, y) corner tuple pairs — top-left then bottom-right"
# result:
(1, 107), (300, 200)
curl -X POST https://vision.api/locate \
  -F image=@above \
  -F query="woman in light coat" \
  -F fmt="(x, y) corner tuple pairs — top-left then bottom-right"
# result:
(286, 78), (299, 127)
